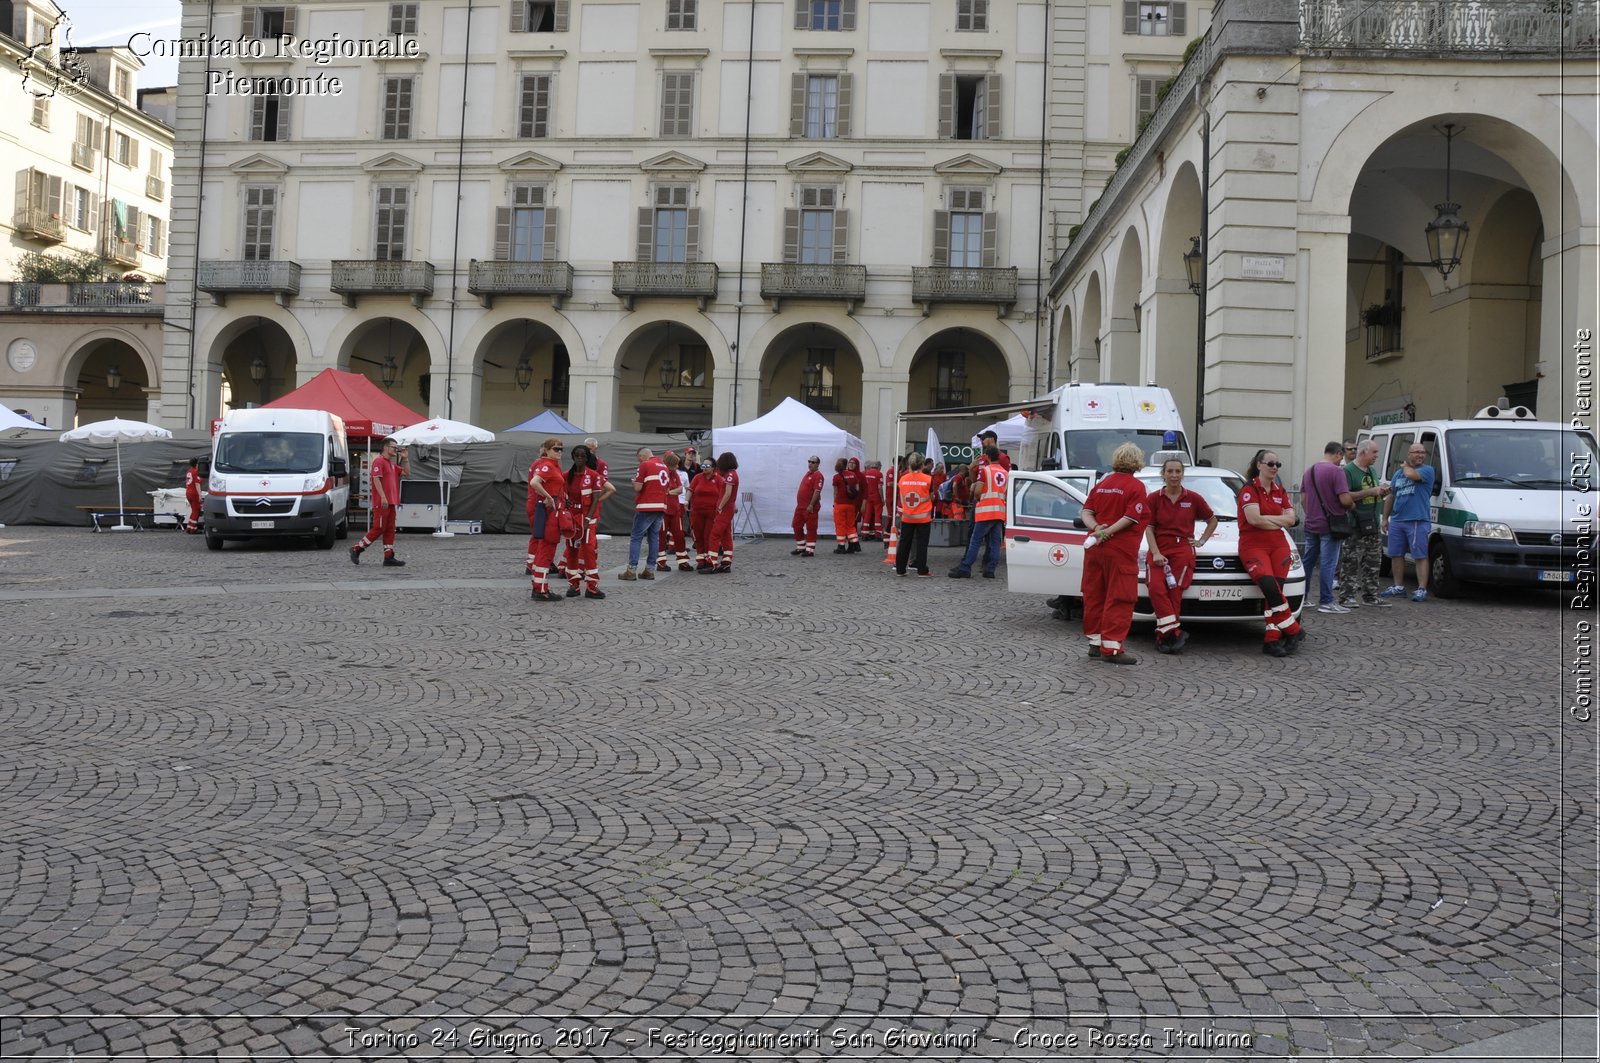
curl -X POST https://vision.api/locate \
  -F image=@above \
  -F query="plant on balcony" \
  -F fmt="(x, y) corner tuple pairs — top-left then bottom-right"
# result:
(1362, 302), (1398, 328)
(17, 249), (116, 283)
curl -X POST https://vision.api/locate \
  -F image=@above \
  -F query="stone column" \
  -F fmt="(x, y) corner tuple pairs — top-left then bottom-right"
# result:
(1297, 220), (1351, 462)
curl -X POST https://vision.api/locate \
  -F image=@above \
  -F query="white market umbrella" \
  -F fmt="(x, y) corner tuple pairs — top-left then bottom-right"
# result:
(387, 418), (496, 537)
(60, 418), (173, 531)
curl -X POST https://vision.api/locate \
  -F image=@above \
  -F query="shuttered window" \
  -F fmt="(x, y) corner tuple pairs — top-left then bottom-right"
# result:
(242, 5), (297, 38)
(638, 186), (697, 263)
(243, 186), (277, 261)
(795, 0), (854, 30)
(145, 215), (164, 256)
(249, 95), (289, 141)
(1123, 1), (1186, 35)
(956, 0), (988, 31)
(493, 184), (558, 262)
(374, 185), (409, 261)
(510, 0), (568, 32)
(659, 72), (695, 137)
(666, 0), (697, 30)
(939, 73), (1001, 140)
(935, 188), (996, 268)
(783, 187), (848, 265)
(382, 76), (414, 140)
(517, 74), (552, 138)
(31, 96), (47, 129)
(72, 186), (96, 232)
(789, 73), (851, 137)
(389, 2), (418, 34)
(1136, 76), (1161, 123)
(15, 168), (64, 224)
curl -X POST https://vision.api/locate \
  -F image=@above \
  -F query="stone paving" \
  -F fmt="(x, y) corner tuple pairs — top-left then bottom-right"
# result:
(0, 525), (1592, 1060)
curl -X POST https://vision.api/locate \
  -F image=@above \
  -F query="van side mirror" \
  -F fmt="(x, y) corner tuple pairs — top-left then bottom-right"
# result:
(1196, 458), (1212, 467)
(329, 458), (349, 478)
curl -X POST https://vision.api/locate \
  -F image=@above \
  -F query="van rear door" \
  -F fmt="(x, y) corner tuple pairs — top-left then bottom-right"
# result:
(1005, 472), (1090, 598)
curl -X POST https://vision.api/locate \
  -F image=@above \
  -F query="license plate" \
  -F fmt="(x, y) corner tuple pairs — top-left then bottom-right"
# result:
(1196, 586), (1247, 600)
(251, 520), (275, 530)
(1539, 569), (1575, 583)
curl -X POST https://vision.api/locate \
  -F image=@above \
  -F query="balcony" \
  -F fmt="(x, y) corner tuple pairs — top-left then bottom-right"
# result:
(930, 387), (971, 408)
(14, 207), (64, 243)
(542, 379), (570, 407)
(468, 259), (574, 309)
(71, 143), (96, 170)
(911, 266), (1018, 317)
(760, 263), (868, 315)
(102, 237), (140, 267)
(146, 175), (165, 200)
(1300, 0), (1598, 54)
(197, 259), (303, 306)
(5, 281), (164, 314)
(330, 259), (435, 307)
(612, 260), (718, 311)
(801, 384), (839, 413)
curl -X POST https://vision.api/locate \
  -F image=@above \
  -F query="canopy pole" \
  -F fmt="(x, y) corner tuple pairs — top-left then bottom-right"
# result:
(110, 439), (133, 531)
(431, 443), (454, 537)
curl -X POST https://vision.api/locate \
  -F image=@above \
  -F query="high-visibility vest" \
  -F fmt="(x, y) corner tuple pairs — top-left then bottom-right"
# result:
(974, 464), (1007, 521)
(897, 472), (934, 523)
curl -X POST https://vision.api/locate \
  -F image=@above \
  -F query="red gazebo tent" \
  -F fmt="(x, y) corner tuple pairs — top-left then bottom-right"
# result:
(261, 368), (425, 439)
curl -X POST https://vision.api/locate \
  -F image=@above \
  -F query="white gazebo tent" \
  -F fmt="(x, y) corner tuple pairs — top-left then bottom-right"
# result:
(972, 413), (1028, 450)
(711, 397), (865, 537)
(387, 418), (496, 537)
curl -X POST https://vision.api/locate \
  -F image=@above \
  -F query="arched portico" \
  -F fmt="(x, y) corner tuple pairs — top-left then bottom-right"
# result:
(471, 319), (575, 432)
(1152, 163), (1203, 441)
(757, 321), (867, 439)
(205, 316), (299, 419)
(1105, 227), (1144, 385)
(1076, 275), (1103, 381)
(64, 329), (160, 426)
(336, 318), (430, 421)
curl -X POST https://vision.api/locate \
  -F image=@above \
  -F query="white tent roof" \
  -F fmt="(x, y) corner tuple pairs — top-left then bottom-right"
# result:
(972, 413), (1028, 447)
(0, 403), (51, 431)
(712, 396), (864, 449)
(711, 397), (866, 538)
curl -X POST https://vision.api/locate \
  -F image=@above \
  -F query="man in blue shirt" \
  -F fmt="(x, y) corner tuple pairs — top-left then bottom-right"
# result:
(1379, 442), (1436, 602)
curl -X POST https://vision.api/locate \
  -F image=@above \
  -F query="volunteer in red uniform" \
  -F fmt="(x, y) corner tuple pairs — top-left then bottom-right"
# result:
(690, 459), (723, 570)
(1080, 442), (1150, 663)
(860, 461), (885, 541)
(183, 458), (203, 533)
(1144, 457), (1218, 655)
(620, 447), (671, 580)
(929, 463), (947, 518)
(524, 438), (567, 600)
(707, 451), (739, 572)
(792, 456), (824, 556)
(1239, 449), (1304, 657)
(949, 447), (1009, 579)
(976, 430), (1012, 470)
(351, 437), (406, 567)
(831, 458), (858, 553)
(562, 444), (614, 599)
(894, 452), (935, 577)
(842, 458), (866, 550)
(658, 452), (690, 572)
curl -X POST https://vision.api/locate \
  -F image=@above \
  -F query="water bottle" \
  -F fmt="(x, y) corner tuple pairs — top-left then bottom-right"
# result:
(1163, 562), (1177, 588)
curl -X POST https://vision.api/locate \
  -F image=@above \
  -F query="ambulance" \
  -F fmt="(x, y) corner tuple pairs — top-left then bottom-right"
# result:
(1016, 382), (1191, 475)
(204, 408), (352, 550)
(1357, 405), (1596, 597)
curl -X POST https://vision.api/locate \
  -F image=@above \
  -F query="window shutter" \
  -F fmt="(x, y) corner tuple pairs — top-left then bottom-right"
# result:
(48, 175), (62, 217)
(129, 139), (139, 168)
(493, 206), (511, 259)
(553, 0), (569, 30)
(794, 0), (808, 30)
(280, 6), (297, 36)
(832, 209), (848, 263)
(637, 207), (653, 261)
(981, 211), (998, 267)
(242, 6), (258, 36)
(276, 97), (291, 140)
(685, 207), (701, 262)
(984, 73), (1001, 139)
(789, 73), (806, 136)
(932, 210), (950, 265)
(128, 206), (142, 245)
(835, 73), (852, 137)
(542, 207), (559, 260)
(250, 97), (266, 141)
(1171, 2), (1187, 34)
(88, 193), (98, 234)
(937, 73), (955, 139)
(1122, 1), (1139, 33)
(15, 169), (31, 213)
(510, 0), (526, 32)
(841, 0), (856, 30)
(782, 208), (800, 263)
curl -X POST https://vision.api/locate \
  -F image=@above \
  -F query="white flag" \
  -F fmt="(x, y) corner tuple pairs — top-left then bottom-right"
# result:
(926, 427), (942, 466)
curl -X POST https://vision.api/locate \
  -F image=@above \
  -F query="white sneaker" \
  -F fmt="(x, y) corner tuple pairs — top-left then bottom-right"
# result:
(1316, 602), (1352, 614)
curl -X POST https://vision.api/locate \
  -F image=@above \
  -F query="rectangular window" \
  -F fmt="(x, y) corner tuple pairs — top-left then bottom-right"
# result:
(935, 351), (969, 406)
(113, 132), (137, 166)
(1123, 1), (1187, 35)
(248, 6), (297, 39)
(652, 185), (689, 263)
(73, 114), (102, 165)
(382, 76), (414, 139)
(957, 76), (987, 139)
(659, 71), (694, 137)
(1136, 76), (1161, 123)
(945, 187), (988, 268)
(250, 95), (288, 141)
(243, 186), (277, 260)
(517, 74), (552, 138)
(940, 72), (1000, 140)
(374, 185), (409, 260)
(72, 186), (93, 231)
(802, 348), (837, 410)
(799, 187), (835, 264)
(956, 0), (988, 31)
(145, 215), (164, 256)
(388, 2), (418, 34)
(510, 0), (567, 32)
(511, 185), (546, 261)
(666, 0), (697, 30)
(31, 96), (47, 129)
(114, 67), (132, 100)
(806, 0), (843, 30)
(805, 75), (839, 138)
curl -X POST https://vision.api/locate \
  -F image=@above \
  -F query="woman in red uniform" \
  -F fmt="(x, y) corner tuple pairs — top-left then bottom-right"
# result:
(689, 459), (723, 570)
(859, 461), (884, 541)
(1238, 449), (1304, 657)
(842, 458), (866, 550)
(183, 458), (203, 533)
(708, 451), (739, 572)
(526, 438), (567, 602)
(1144, 458), (1218, 655)
(1080, 443), (1149, 664)
(830, 458), (858, 553)
(929, 462), (947, 518)
(658, 451), (688, 572)
(562, 444), (614, 599)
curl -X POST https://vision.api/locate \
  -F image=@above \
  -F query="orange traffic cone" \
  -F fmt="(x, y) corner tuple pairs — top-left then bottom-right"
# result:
(883, 527), (898, 565)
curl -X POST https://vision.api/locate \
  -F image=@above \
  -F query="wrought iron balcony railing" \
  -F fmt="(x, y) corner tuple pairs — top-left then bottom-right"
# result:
(930, 387), (971, 408)
(197, 260), (303, 306)
(1300, 0), (1597, 53)
(612, 261), (719, 311)
(146, 175), (165, 200)
(13, 207), (64, 242)
(802, 385), (839, 412)
(543, 379), (571, 407)
(760, 263), (868, 314)
(70, 143), (96, 170)
(911, 266), (1019, 317)
(7, 281), (162, 312)
(330, 259), (435, 306)
(102, 237), (140, 266)
(468, 259), (574, 308)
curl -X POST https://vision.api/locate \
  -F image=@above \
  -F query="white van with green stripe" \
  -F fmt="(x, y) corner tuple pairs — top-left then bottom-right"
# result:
(1358, 406), (1596, 597)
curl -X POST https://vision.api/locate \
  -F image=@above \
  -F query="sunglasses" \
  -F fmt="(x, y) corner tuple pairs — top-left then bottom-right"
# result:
(1262, 461), (1282, 468)
(552, 446), (564, 452)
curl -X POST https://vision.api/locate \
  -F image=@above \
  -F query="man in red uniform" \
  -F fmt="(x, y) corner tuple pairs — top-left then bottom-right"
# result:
(690, 460), (723, 569)
(183, 458), (203, 533)
(1238, 449), (1304, 657)
(620, 446), (671, 580)
(841, 458), (866, 549)
(563, 443), (614, 599)
(1144, 458), (1218, 654)
(792, 456), (824, 556)
(859, 461), (884, 541)
(351, 437), (406, 567)
(707, 452), (739, 572)
(976, 430), (1012, 470)
(831, 458), (859, 554)
(526, 438), (567, 600)
(1080, 442), (1149, 663)
(658, 452), (690, 572)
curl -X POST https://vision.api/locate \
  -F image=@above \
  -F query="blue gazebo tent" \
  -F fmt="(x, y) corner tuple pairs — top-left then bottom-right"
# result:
(504, 409), (584, 434)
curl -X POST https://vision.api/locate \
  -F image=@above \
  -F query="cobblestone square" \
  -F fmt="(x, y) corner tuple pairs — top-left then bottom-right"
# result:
(0, 527), (1593, 1059)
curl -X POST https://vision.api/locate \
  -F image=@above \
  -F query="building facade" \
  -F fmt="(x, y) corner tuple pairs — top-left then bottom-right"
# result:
(0, 0), (176, 427)
(157, 0), (1205, 458)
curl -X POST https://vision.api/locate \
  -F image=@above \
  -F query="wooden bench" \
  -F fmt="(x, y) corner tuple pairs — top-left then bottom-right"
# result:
(75, 506), (155, 531)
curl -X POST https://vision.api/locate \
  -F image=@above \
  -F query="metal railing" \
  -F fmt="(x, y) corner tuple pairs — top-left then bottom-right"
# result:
(542, 379), (570, 406)
(468, 259), (574, 296)
(802, 385), (839, 412)
(13, 207), (64, 241)
(8, 282), (160, 310)
(759, 262), (868, 301)
(930, 387), (971, 408)
(612, 261), (719, 297)
(102, 238), (139, 266)
(330, 259), (435, 295)
(71, 143), (95, 170)
(912, 266), (1019, 304)
(1300, 0), (1597, 53)
(146, 175), (165, 200)
(197, 259), (302, 294)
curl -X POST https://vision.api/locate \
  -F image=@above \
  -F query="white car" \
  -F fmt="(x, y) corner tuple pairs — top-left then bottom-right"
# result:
(1003, 465), (1306, 623)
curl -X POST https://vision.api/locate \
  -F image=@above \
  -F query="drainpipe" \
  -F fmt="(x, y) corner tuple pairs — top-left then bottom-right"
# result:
(1032, 0), (1050, 396)
(730, 0), (758, 426)
(442, 0), (474, 419)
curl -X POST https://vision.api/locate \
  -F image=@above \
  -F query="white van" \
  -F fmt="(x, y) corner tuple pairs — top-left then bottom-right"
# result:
(1017, 383), (1191, 475)
(205, 408), (351, 550)
(1358, 406), (1596, 597)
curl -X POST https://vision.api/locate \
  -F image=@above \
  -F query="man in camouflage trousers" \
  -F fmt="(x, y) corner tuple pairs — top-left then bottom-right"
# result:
(1336, 439), (1392, 607)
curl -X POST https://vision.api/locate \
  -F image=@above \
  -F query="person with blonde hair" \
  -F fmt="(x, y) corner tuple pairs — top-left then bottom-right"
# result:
(1079, 442), (1150, 663)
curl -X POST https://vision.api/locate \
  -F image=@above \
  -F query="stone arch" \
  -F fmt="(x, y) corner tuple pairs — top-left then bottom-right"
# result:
(887, 315), (1031, 388)
(1152, 161), (1203, 439)
(756, 320), (869, 438)
(62, 327), (162, 424)
(1105, 226), (1144, 384)
(744, 308), (881, 374)
(1077, 273), (1103, 381)
(201, 314), (303, 414)
(603, 312), (731, 434)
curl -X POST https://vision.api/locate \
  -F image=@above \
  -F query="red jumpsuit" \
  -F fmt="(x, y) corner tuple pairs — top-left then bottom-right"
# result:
(1238, 478), (1304, 647)
(526, 457), (566, 596)
(356, 454), (402, 556)
(660, 470), (688, 570)
(184, 465), (203, 532)
(860, 467), (884, 540)
(690, 470), (724, 568)
(792, 468), (824, 555)
(929, 469), (947, 517)
(563, 465), (604, 593)
(710, 469), (739, 568)
(1081, 472), (1149, 658)
(832, 471), (859, 550)
(1146, 488), (1216, 647)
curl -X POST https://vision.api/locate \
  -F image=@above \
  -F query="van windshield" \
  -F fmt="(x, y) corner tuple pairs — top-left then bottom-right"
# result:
(1444, 427), (1597, 489)
(1066, 430), (1188, 471)
(214, 432), (324, 474)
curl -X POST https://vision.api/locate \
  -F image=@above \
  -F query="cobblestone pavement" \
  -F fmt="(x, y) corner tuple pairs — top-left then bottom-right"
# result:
(0, 526), (1593, 1060)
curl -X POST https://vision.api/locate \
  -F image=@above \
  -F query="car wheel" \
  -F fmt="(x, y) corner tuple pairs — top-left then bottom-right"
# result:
(335, 518), (349, 541)
(1428, 535), (1458, 598)
(204, 526), (223, 552)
